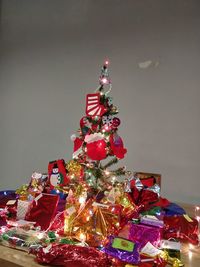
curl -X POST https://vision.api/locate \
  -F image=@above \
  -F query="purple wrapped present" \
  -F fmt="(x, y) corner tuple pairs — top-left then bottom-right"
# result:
(118, 222), (162, 249)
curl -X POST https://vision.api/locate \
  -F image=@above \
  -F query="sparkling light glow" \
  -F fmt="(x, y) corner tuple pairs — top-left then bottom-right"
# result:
(104, 60), (109, 66)
(79, 196), (86, 204)
(111, 176), (116, 183)
(189, 250), (193, 260)
(104, 170), (110, 176)
(101, 77), (108, 84)
(189, 244), (195, 250)
(79, 232), (86, 242)
(37, 232), (45, 239)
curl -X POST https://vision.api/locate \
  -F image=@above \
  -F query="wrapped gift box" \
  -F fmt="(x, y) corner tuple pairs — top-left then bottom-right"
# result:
(135, 172), (161, 187)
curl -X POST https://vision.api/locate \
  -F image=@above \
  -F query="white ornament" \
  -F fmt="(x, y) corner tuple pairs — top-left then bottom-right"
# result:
(102, 115), (113, 126)
(70, 134), (76, 141)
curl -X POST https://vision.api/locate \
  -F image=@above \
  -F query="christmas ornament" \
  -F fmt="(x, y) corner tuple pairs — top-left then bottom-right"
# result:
(66, 160), (83, 179)
(102, 115), (113, 126)
(86, 93), (107, 117)
(48, 159), (69, 189)
(112, 117), (121, 129)
(72, 136), (84, 159)
(80, 116), (92, 135)
(110, 133), (127, 159)
(86, 139), (107, 161)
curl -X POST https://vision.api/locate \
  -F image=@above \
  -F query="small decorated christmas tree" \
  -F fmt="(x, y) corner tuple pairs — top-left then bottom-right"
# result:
(68, 60), (128, 193)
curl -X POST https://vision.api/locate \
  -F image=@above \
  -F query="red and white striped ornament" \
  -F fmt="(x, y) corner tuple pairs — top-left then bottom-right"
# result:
(85, 93), (107, 117)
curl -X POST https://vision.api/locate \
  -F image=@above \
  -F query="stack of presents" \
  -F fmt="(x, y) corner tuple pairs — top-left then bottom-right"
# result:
(0, 166), (199, 267)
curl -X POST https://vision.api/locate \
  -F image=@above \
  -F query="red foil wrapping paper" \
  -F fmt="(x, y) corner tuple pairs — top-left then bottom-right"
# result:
(164, 215), (199, 245)
(34, 243), (111, 267)
(25, 193), (59, 230)
(130, 187), (159, 210)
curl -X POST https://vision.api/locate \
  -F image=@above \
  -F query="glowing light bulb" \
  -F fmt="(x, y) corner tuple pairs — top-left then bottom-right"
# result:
(37, 232), (45, 239)
(86, 216), (90, 221)
(105, 60), (109, 66)
(105, 170), (110, 176)
(89, 210), (93, 215)
(111, 176), (116, 183)
(189, 244), (194, 250)
(79, 196), (86, 204)
(79, 232), (86, 242)
(189, 250), (193, 260)
(101, 77), (108, 84)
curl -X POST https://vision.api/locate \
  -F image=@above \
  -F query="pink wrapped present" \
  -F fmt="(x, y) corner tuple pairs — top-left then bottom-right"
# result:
(118, 222), (162, 250)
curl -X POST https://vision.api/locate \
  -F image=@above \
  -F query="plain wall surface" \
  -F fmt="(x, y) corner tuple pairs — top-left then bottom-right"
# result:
(0, 0), (200, 204)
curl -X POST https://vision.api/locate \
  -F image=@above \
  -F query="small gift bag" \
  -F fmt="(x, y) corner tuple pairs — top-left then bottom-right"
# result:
(25, 193), (59, 230)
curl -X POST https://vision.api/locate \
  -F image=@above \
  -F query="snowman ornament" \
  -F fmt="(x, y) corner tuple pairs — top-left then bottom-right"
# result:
(50, 165), (63, 187)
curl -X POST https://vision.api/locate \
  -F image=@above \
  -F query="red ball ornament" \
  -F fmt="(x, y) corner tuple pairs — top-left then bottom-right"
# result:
(86, 139), (107, 161)
(112, 117), (121, 129)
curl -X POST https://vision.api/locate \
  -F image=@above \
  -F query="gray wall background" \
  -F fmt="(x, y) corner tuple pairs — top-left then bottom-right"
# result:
(0, 0), (200, 204)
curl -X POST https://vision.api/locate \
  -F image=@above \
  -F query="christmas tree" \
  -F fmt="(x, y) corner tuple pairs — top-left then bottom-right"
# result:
(66, 60), (129, 193)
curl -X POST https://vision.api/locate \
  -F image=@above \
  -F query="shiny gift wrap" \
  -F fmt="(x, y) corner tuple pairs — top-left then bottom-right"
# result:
(0, 227), (46, 251)
(25, 193), (59, 230)
(70, 200), (120, 246)
(155, 250), (184, 267)
(102, 236), (140, 264)
(119, 222), (162, 249)
(130, 178), (160, 211)
(163, 214), (199, 245)
(118, 191), (139, 220)
(34, 243), (111, 267)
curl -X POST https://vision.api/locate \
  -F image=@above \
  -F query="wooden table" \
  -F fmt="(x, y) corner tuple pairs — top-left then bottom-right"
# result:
(0, 203), (199, 266)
